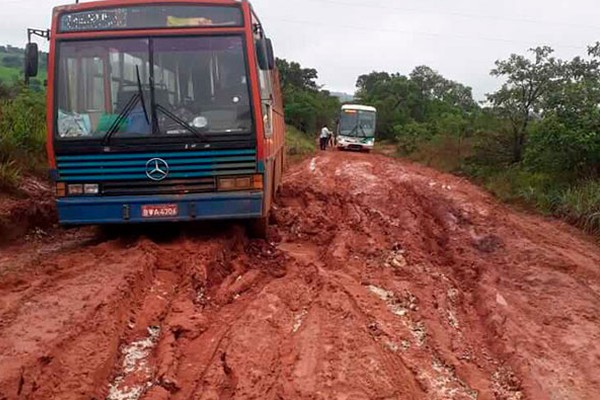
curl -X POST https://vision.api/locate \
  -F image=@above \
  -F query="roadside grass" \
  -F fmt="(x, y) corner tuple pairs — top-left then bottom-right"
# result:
(286, 125), (315, 159)
(556, 180), (600, 235)
(385, 133), (600, 237)
(0, 88), (47, 192)
(408, 135), (475, 173)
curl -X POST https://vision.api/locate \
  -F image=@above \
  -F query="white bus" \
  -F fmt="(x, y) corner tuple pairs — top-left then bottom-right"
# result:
(336, 104), (377, 152)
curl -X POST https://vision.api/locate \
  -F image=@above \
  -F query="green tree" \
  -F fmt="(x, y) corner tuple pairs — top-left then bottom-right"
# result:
(277, 58), (319, 92)
(525, 44), (600, 178)
(355, 67), (477, 140)
(487, 46), (563, 163)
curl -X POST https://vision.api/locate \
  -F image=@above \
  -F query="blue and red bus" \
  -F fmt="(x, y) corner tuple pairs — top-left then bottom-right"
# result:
(25, 0), (285, 236)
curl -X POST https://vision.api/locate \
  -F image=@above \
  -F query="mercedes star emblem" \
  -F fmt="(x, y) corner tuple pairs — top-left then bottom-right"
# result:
(145, 158), (170, 181)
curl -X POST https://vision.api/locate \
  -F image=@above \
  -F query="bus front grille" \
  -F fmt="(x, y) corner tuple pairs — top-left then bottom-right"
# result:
(102, 178), (216, 196)
(56, 149), (258, 193)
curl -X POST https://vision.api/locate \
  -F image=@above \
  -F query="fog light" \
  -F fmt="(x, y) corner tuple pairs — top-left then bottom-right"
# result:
(68, 184), (83, 195)
(84, 184), (99, 195)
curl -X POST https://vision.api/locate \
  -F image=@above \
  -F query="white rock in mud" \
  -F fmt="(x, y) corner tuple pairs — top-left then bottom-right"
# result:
(107, 326), (161, 400)
(309, 158), (317, 173)
(496, 292), (508, 307)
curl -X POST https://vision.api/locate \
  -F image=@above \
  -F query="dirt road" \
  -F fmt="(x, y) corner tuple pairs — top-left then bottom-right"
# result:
(0, 151), (599, 400)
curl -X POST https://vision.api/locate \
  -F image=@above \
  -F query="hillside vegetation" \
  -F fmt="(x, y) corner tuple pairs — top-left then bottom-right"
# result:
(0, 45), (47, 89)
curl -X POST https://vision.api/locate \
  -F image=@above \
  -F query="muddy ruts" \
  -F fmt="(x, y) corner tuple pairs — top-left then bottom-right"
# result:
(0, 151), (599, 399)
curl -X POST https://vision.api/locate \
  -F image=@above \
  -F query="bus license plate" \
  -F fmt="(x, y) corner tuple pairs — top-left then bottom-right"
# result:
(141, 204), (178, 218)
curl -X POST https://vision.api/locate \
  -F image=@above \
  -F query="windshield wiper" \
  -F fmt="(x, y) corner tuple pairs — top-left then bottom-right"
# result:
(347, 125), (359, 137)
(136, 66), (150, 126)
(102, 66), (148, 146)
(358, 124), (368, 138)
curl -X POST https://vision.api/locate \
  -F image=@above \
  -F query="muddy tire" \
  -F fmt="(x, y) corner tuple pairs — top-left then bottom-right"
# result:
(247, 215), (269, 239)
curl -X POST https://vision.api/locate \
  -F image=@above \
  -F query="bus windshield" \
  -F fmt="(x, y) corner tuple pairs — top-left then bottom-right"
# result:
(339, 110), (376, 138)
(56, 35), (252, 140)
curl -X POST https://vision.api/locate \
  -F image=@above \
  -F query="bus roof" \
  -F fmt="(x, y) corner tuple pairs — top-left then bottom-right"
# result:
(342, 104), (377, 112)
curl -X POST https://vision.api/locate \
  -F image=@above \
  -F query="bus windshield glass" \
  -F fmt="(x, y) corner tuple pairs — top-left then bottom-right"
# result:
(56, 36), (252, 140)
(339, 110), (376, 138)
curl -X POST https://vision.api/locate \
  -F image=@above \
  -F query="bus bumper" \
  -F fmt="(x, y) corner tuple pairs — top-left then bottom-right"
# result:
(56, 191), (264, 225)
(337, 143), (374, 151)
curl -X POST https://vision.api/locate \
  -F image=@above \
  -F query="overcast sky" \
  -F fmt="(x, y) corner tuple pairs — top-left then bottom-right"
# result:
(2, 0), (599, 100)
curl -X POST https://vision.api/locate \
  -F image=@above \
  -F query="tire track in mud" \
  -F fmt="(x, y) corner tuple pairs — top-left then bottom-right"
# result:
(1, 151), (600, 399)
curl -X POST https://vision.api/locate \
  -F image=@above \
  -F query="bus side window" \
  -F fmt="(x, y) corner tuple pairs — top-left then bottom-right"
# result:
(253, 11), (273, 138)
(259, 70), (273, 138)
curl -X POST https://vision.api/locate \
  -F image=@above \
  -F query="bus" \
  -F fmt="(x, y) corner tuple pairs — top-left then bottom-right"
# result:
(336, 104), (377, 152)
(24, 0), (285, 236)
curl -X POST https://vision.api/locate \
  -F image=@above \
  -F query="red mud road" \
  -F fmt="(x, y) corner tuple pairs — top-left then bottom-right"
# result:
(1, 151), (599, 400)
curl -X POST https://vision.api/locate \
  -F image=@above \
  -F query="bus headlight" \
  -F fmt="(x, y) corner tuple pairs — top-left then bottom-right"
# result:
(218, 175), (263, 191)
(84, 184), (99, 195)
(67, 184), (83, 195)
(66, 183), (99, 196)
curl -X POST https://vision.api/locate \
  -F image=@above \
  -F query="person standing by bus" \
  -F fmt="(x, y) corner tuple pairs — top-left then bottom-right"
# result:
(320, 125), (332, 150)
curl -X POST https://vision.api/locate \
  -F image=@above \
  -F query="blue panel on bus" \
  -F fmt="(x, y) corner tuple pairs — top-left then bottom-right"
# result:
(56, 191), (264, 225)
(56, 149), (258, 182)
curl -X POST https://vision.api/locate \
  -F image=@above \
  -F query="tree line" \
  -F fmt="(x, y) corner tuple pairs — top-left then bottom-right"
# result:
(353, 45), (599, 234)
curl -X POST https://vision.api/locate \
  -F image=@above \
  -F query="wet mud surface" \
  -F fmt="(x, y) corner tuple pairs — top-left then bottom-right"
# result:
(0, 151), (599, 399)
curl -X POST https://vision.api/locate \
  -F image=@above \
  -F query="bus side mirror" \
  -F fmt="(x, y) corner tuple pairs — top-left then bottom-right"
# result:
(256, 38), (275, 71)
(24, 42), (39, 79)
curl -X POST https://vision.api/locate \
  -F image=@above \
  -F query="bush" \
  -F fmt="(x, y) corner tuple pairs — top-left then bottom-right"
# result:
(393, 122), (434, 154)
(526, 116), (600, 177)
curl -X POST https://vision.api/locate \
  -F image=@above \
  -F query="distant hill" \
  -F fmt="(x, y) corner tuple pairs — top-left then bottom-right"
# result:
(331, 91), (355, 103)
(0, 45), (47, 86)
